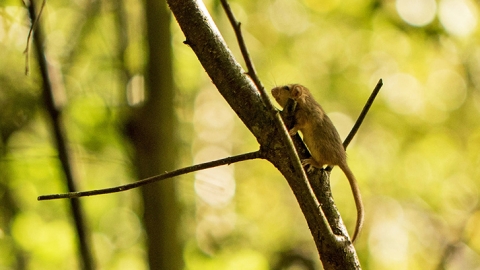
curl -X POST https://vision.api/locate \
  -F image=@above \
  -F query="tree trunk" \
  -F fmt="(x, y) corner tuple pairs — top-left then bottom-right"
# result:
(125, 0), (183, 269)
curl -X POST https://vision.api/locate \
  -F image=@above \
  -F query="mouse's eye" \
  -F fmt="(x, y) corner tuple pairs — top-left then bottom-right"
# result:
(283, 85), (290, 91)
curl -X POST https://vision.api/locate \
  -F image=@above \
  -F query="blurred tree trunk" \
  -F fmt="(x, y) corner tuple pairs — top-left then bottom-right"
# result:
(126, 0), (183, 269)
(0, 152), (26, 270)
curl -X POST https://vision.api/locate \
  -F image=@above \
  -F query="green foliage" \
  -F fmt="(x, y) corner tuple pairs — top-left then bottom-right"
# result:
(1, 0), (480, 269)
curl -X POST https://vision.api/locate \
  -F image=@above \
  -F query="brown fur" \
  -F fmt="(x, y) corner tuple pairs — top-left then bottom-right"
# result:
(271, 84), (364, 243)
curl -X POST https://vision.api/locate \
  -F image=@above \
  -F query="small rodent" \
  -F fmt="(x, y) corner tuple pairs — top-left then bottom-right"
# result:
(271, 84), (364, 243)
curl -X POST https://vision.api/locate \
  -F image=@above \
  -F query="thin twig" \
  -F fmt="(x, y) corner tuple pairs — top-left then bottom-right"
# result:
(343, 79), (383, 149)
(38, 151), (262, 200)
(24, 0), (46, 75)
(219, 0), (266, 103)
(219, 0), (309, 187)
(324, 79), (383, 174)
(220, 0), (337, 241)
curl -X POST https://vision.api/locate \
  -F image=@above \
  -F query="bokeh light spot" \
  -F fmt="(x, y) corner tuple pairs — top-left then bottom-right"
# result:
(426, 69), (467, 111)
(194, 147), (236, 207)
(383, 73), (425, 115)
(269, 0), (309, 35)
(439, 0), (478, 37)
(396, 0), (437, 27)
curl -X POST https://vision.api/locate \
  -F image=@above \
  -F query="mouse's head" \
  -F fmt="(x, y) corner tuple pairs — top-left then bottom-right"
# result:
(271, 84), (308, 107)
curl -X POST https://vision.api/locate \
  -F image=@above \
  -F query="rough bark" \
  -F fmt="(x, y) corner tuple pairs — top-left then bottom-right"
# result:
(166, 0), (361, 268)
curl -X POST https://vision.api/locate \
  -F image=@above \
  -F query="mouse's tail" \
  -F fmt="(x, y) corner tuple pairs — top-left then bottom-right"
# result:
(339, 163), (364, 243)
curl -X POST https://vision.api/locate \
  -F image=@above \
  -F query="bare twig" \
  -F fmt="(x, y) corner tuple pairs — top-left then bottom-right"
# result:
(24, 0), (46, 75)
(25, 1), (95, 269)
(220, 0), (337, 242)
(38, 151), (262, 200)
(343, 79), (383, 149)
(219, 0), (264, 99)
(323, 79), (382, 175)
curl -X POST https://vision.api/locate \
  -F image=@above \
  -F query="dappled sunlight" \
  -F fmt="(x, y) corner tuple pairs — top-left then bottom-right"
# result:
(193, 87), (236, 208)
(192, 86), (238, 255)
(2, 0), (480, 268)
(98, 207), (143, 249)
(383, 73), (425, 115)
(126, 74), (145, 106)
(426, 69), (467, 111)
(368, 197), (408, 269)
(194, 147), (236, 207)
(302, 0), (340, 14)
(439, 0), (478, 37)
(193, 89), (235, 143)
(361, 51), (400, 84)
(268, 0), (309, 35)
(396, 0), (437, 27)
(0, 6), (30, 49)
(440, 173), (479, 216)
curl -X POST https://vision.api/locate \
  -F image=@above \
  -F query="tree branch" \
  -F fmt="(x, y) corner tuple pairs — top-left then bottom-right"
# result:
(38, 151), (262, 200)
(23, 0), (46, 75)
(343, 79), (383, 149)
(220, 0), (337, 242)
(35, 0), (381, 268)
(325, 79), (383, 173)
(219, 0), (265, 100)
(25, 0), (95, 269)
(166, 0), (361, 268)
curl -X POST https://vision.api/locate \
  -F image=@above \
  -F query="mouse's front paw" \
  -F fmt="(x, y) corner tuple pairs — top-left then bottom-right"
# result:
(288, 126), (299, 136)
(302, 159), (322, 173)
(301, 159), (314, 172)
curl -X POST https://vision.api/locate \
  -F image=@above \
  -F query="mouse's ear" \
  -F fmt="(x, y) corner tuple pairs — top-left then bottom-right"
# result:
(290, 85), (302, 99)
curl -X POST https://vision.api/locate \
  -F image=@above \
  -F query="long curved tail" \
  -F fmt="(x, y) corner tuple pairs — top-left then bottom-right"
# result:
(339, 163), (364, 243)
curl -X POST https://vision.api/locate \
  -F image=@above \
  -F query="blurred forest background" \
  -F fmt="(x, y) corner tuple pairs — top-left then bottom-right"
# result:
(1, 0), (480, 269)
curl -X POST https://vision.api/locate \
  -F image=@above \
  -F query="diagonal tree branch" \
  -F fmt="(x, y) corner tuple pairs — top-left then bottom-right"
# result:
(35, 0), (381, 268)
(219, 0), (337, 243)
(325, 78), (383, 174)
(23, 0), (45, 75)
(219, 0), (265, 101)
(343, 79), (383, 149)
(25, 1), (95, 269)
(166, 0), (359, 268)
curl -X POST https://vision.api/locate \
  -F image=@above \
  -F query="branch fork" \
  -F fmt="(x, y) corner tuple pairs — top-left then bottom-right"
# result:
(37, 0), (383, 268)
